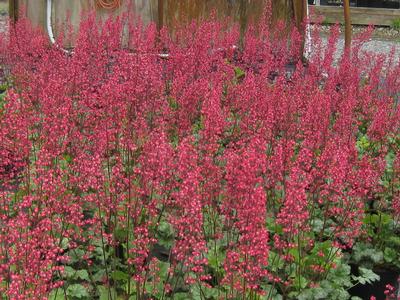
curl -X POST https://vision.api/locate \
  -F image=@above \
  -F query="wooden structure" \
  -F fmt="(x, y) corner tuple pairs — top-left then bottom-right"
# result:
(310, 5), (400, 26)
(9, 0), (307, 42)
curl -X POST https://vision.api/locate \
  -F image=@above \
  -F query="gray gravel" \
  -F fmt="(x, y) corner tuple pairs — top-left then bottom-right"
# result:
(307, 24), (400, 64)
(307, 35), (400, 64)
(0, 14), (7, 34)
(351, 38), (399, 60)
(312, 24), (400, 40)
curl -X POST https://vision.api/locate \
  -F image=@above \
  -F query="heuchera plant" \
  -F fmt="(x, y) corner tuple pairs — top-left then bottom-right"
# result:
(0, 9), (399, 300)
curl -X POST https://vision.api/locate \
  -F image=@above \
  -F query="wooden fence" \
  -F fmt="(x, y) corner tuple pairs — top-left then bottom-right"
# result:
(310, 5), (400, 26)
(10, 0), (307, 40)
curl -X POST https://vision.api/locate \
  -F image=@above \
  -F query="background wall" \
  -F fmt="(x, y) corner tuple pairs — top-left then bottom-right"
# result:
(9, 0), (302, 42)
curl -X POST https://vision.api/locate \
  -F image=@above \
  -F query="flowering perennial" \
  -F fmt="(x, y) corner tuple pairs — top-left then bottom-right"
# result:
(0, 12), (399, 300)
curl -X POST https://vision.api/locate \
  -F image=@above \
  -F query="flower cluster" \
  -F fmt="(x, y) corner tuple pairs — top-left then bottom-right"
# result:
(0, 11), (398, 299)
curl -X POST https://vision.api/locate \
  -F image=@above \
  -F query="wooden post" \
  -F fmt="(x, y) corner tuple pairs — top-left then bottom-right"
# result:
(157, 0), (163, 30)
(273, 0), (295, 27)
(292, 0), (307, 58)
(9, 0), (19, 22)
(293, 0), (306, 29)
(343, 0), (351, 49)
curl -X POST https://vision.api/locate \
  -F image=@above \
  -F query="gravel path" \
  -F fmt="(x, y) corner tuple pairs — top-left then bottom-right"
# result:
(307, 35), (400, 64)
(357, 38), (399, 56)
(0, 14), (7, 34)
(314, 24), (400, 41)
(307, 24), (400, 63)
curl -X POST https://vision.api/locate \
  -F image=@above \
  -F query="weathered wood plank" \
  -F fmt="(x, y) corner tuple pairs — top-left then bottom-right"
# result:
(10, 0), (306, 43)
(51, 0), (158, 39)
(15, 0), (46, 28)
(161, 0), (303, 37)
(310, 6), (400, 26)
(161, 0), (259, 36)
(9, 0), (18, 21)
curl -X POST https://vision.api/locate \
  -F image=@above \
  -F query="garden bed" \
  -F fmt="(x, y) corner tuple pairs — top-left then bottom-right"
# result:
(0, 13), (399, 300)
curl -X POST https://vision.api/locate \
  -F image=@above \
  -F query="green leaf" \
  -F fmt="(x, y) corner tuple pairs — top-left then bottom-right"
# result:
(268, 251), (284, 272)
(289, 267), (308, 290)
(327, 262), (351, 287)
(111, 270), (129, 282)
(157, 221), (174, 247)
(60, 238), (69, 250)
(94, 244), (111, 262)
(234, 67), (245, 80)
(93, 269), (106, 282)
(63, 266), (75, 278)
(299, 279), (351, 300)
(356, 135), (370, 153)
(98, 286), (108, 300)
(168, 96), (179, 111)
(358, 267), (380, 284)
(385, 151), (396, 170)
(75, 269), (89, 281)
(158, 221), (173, 237)
(63, 153), (73, 164)
(266, 218), (283, 234)
(295, 275), (308, 290)
(49, 289), (66, 300)
(98, 286), (117, 300)
(158, 260), (170, 277)
(207, 248), (224, 270)
(335, 289), (351, 300)
(313, 288), (329, 299)
(0, 91), (6, 109)
(62, 267), (89, 281)
(174, 293), (190, 300)
(352, 267), (380, 285)
(68, 249), (86, 264)
(261, 285), (283, 300)
(204, 287), (219, 299)
(311, 219), (324, 233)
(352, 243), (383, 265)
(389, 236), (400, 247)
(298, 287), (328, 300)
(190, 285), (204, 300)
(114, 227), (128, 242)
(191, 284), (219, 300)
(288, 248), (300, 262)
(66, 284), (89, 299)
(384, 247), (397, 263)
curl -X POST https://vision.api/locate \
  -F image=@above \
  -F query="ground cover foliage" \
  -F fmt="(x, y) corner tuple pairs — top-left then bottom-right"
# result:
(0, 8), (399, 300)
